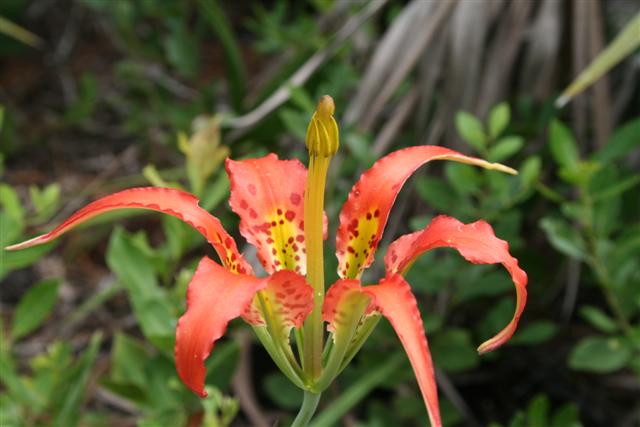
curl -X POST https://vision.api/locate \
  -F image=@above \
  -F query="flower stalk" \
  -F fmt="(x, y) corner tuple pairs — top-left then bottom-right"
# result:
(302, 95), (339, 382)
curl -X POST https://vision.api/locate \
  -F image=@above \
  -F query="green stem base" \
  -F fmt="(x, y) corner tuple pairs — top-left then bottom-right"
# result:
(291, 391), (321, 427)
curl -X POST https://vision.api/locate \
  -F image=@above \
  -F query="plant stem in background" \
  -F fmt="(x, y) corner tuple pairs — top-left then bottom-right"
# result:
(580, 191), (634, 337)
(556, 12), (640, 107)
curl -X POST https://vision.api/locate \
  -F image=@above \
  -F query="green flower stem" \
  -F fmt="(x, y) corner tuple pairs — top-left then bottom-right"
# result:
(308, 353), (403, 427)
(252, 326), (305, 389)
(291, 391), (321, 427)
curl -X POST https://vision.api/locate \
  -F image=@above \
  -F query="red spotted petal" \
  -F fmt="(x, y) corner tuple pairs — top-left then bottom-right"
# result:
(363, 275), (441, 427)
(5, 187), (251, 275)
(242, 270), (313, 338)
(226, 155), (309, 275)
(336, 146), (516, 279)
(175, 257), (266, 397)
(322, 279), (374, 334)
(385, 215), (528, 353)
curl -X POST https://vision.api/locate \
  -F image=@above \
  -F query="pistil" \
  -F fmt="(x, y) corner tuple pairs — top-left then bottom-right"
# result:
(302, 95), (339, 381)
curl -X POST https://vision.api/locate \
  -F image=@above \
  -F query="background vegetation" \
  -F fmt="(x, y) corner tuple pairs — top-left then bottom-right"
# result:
(1, 1), (639, 426)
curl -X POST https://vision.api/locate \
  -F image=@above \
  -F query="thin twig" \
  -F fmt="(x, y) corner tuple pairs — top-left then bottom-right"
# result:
(231, 329), (271, 427)
(561, 258), (582, 321)
(225, 0), (387, 138)
(435, 368), (481, 427)
(371, 89), (419, 155)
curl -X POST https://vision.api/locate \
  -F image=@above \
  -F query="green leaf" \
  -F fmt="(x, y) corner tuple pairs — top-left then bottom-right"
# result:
(431, 328), (479, 373)
(593, 118), (640, 164)
(29, 183), (61, 222)
(509, 321), (557, 346)
(111, 333), (150, 388)
(12, 279), (59, 340)
(64, 73), (98, 123)
(198, 0), (246, 111)
(539, 217), (587, 260)
(445, 163), (481, 196)
(454, 270), (512, 303)
(263, 373), (303, 410)
(527, 394), (549, 427)
(550, 403), (582, 427)
(519, 156), (541, 191)
(0, 240), (56, 281)
(415, 177), (461, 212)
(0, 16), (43, 48)
(557, 13), (640, 107)
(164, 21), (200, 78)
(549, 120), (579, 169)
(106, 228), (175, 346)
(489, 136), (524, 162)
(569, 336), (632, 373)
(579, 306), (618, 333)
(488, 102), (510, 139)
(0, 340), (41, 407)
(54, 332), (102, 427)
(455, 111), (486, 152)
(590, 173), (640, 201)
(0, 183), (24, 227)
(279, 108), (307, 140)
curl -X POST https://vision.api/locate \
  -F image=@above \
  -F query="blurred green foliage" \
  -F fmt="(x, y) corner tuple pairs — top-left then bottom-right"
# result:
(1, 0), (639, 426)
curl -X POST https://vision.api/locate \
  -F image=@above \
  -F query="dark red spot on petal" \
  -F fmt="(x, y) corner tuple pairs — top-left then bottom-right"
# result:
(290, 193), (301, 205)
(285, 210), (295, 221)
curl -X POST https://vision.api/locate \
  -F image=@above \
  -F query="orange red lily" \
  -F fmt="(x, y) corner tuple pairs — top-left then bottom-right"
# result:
(6, 96), (527, 426)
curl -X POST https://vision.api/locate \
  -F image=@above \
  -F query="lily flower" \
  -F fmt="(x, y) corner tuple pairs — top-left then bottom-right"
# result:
(6, 95), (527, 426)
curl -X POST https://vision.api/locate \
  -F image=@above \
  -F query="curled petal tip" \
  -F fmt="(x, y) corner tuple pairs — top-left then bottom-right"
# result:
(494, 164), (518, 175)
(4, 235), (48, 251)
(477, 342), (492, 355)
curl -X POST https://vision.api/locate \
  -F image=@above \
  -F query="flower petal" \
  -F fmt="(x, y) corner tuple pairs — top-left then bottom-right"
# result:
(363, 274), (441, 427)
(317, 279), (372, 391)
(385, 215), (528, 353)
(226, 155), (308, 275)
(336, 146), (516, 279)
(175, 257), (266, 397)
(322, 279), (374, 334)
(242, 270), (313, 338)
(5, 187), (251, 274)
